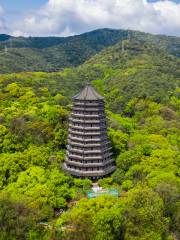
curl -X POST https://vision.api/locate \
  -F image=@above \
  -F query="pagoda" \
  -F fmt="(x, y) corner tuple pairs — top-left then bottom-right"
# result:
(63, 84), (116, 178)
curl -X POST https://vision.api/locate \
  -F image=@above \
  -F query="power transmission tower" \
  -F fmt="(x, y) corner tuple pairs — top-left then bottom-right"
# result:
(128, 29), (131, 40)
(122, 40), (125, 52)
(4, 45), (8, 54)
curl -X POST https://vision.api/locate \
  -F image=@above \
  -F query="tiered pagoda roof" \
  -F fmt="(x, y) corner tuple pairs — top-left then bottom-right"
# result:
(73, 84), (104, 100)
(63, 84), (116, 178)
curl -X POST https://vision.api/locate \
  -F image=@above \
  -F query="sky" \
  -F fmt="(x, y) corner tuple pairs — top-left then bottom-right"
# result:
(0, 0), (180, 37)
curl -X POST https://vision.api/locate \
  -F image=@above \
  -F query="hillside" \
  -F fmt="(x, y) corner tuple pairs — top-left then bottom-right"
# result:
(0, 33), (179, 239)
(1, 38), (178, 107)
(0, 29), (128, 73)
(0, 28), (179, 73)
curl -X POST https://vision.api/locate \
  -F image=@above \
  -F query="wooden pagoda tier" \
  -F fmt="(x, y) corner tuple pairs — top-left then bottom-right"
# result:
(63, 84), (116, 178)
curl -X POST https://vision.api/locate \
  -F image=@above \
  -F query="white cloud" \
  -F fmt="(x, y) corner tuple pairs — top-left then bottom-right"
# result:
(0, 5), (7, 32)
(0, 5), (3, 14)
(9, 0), (180, 36)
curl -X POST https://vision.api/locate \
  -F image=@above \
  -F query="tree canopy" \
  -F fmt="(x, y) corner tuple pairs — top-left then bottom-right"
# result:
(0, 30), (179, 239)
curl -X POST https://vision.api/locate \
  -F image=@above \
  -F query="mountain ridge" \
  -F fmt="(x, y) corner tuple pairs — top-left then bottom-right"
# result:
(0, 28), (179, 74)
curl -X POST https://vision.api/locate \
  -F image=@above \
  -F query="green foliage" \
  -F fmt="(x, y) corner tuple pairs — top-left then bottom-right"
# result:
(0, 29), (130, 73)
(0, 195), (46, 240)
(4, 166), (73, 210)
(0, 29), (179, 74)
(147, 171), (180, 231)
(98, 177), (114, 188)
(73, 178), (92, 190)
(108, 128), (128, 155)
(59, 196), (125, 240)
(115, 147), (143, 171)
(0, 29), (179, 239)
(124, 185), (168, 240)
(72, 178), (92, 199)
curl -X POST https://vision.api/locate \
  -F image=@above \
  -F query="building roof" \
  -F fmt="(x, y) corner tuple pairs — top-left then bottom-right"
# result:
(73, 84), (104, 100)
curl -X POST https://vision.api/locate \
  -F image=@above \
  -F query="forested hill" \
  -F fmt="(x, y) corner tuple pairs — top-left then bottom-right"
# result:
(0, 28), (179, 73)
(0, 31), (180, 239)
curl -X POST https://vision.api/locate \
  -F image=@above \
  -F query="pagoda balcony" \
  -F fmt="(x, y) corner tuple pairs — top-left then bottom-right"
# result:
(69, 126), (106, 133)
(83, 152), (113, 160)
(65, 158), (114, 168)
(66, 152), (113, 160)
(67, 146), (101, 154)
(67, 140), (110, 147)
(74, 102), (104, 107)
(73, 107), (104, 112)
(68, 129), (106, 136)
(69, 117), (106, 124)
(63, 164), (116, 177)
(69, 123), (106, 131)
(67, 145), (112, 154)
(68, 136), (108, 142)
(67, 152), (103, 160)
(71, 113), (104, 118)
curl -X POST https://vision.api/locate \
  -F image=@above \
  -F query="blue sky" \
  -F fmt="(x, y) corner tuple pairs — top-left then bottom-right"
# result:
(0, 0), (179, 36)
(0, 0), (179, 11)
(0, 0), (46, 11)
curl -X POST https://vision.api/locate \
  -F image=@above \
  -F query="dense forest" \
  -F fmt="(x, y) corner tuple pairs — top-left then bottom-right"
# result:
(0, 29), (180, 240)
(0, 28), (180, 73)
